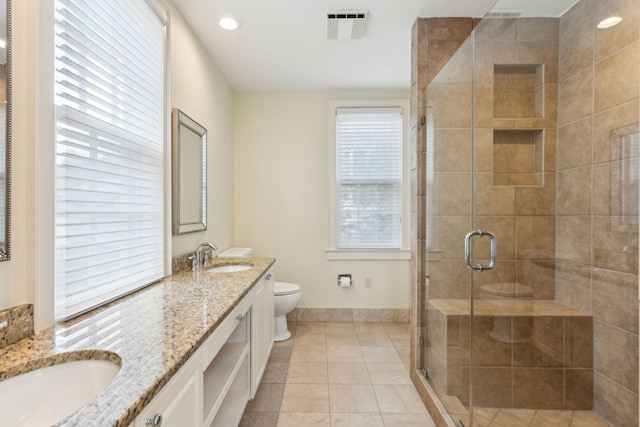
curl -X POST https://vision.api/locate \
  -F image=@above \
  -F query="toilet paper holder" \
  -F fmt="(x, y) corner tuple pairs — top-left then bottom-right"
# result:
(337, 274), (352, 287)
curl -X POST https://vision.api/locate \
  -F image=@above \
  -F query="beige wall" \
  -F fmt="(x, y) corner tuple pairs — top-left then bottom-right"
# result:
(168, 0), (235, 257)
(233, 91), (411, 310)
(0, 1), (236, 324)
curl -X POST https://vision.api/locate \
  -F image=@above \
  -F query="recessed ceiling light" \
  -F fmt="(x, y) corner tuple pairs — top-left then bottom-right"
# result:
(597, 16), (622, 29)
(219, 17), (239, 31)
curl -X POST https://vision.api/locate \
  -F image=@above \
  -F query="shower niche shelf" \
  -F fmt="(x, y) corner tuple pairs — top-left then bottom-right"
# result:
(493, 129), (544, 187)
(494, 64), (543, 119)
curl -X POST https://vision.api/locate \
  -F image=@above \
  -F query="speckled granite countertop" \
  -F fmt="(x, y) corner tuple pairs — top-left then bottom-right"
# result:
(0, 257), (275, 427)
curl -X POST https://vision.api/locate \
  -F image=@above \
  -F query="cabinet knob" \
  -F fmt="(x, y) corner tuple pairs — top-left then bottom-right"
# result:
(235, 313), (243, 321)
(265, 273), (272, 280)
(146, 413), (163, 426)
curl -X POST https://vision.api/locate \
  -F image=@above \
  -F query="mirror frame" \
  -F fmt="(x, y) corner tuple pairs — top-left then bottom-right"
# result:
(171, 108), (207, 235)
(0, 0), (11, 262)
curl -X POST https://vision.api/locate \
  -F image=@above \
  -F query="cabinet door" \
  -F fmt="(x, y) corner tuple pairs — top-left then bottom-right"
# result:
(136, 351), (202, 427)
(250, 270), (274, 398)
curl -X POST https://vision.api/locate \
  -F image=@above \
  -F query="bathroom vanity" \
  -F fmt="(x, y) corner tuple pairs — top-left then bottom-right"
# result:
(0, 258), (275, 427)
(136, 267), (274, 426)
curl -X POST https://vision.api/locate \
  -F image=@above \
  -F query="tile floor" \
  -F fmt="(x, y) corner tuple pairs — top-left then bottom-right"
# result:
(239, 321), (436, 427)
(441, 392), (613, 426)
(452, 407), (614, 427)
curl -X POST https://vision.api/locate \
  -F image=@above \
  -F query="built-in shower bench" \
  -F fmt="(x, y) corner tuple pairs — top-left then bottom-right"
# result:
(426, 299), (593, 410)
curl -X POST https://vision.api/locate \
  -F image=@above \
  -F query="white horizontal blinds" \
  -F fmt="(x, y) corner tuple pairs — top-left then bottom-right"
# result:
(54, 0), (166, 320)
(336, 107), (402, 249)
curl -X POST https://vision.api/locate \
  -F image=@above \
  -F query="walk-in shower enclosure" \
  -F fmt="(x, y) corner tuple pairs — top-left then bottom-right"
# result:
(410, 1), (639, 426)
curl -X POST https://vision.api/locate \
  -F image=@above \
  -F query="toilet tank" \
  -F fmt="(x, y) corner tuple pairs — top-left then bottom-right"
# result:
(217, 247), (253, 259)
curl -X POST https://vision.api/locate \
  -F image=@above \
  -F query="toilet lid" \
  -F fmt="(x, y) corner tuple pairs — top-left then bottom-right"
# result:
(482, 282), (533, 298)
(274, 281), (301, 296)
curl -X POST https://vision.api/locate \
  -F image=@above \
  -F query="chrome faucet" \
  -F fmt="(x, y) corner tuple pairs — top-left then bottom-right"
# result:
(195, 242), (218, 269)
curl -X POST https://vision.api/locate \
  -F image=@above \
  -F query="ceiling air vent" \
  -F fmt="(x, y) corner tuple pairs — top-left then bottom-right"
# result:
(485, 11), (522, 18)
(326, 10), (368, 40)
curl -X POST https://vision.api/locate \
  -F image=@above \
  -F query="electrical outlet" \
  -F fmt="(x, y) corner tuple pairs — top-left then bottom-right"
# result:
(365, 277), (373, 288)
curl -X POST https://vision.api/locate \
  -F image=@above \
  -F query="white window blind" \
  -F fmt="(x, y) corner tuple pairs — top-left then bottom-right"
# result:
(54, 0), (167, 320)
(335, 107), (402, 249)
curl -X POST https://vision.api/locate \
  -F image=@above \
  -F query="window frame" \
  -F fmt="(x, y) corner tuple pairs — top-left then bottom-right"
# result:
(327, 99), (410, 261)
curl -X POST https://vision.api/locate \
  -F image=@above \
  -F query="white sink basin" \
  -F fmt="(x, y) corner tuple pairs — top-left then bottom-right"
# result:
(0, 358), (121, 426)
(207, 264), (252, 273)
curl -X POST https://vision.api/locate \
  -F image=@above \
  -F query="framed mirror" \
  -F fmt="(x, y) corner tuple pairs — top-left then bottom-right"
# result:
(0, 0), (10, 261)
(172, 109), (207, 235)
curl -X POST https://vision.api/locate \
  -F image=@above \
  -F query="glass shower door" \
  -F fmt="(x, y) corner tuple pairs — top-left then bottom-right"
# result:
(421, 30), (477, 425)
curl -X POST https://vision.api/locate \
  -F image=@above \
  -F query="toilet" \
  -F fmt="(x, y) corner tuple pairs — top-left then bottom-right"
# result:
(273, 282), (301, 341)
(217, 247), (301, 342)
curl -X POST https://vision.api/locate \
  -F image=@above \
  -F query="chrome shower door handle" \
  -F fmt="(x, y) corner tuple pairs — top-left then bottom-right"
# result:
(464, 229), (496, 272)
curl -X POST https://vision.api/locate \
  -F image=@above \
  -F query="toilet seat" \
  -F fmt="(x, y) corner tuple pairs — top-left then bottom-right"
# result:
(274, 281), (300, 296)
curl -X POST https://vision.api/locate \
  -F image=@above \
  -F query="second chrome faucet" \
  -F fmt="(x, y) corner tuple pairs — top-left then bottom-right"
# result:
(193, 242), (218, 270)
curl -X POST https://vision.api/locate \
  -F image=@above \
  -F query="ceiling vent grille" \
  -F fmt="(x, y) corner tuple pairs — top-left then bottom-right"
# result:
(485, 11), (522, 18)
(326, 10), (368, 40)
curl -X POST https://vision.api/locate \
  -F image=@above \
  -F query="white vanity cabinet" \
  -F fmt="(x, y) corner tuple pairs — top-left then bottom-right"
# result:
(133, 269), (274, 427)
(250, 269), (274, 397)
(135, 349), (203, 427)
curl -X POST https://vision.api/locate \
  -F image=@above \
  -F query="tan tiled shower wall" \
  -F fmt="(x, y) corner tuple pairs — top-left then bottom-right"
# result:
(427, 300), (593, 410)
(556, 0), (640, 426)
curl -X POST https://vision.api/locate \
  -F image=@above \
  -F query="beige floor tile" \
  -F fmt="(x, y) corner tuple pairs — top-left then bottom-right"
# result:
(329, 384), (380, 413)
(245, 383), (285, 412)
(239, 411), (279, 427)
(293, 332), (326, 347)
(331, 412), (384, 427)
(273, 338), (294, 348)
(280, 383), (329, 412)
(492, 409), (535, 427)
(328, 362), (371, 384)
(471, 412), (495, 427)
(388, 333), (410, 347)
(296, 321), (326, 331)
(362, 346), (403, 363)
(531, 410), (573, 426)
(382, 322), (410, 334)
(326, 325), (358, 335)
(269, 346), (292, 363)
(355, 322), (387, 333)
(327, 346), (365, 363)
(286, 362), (327, 383)
(382, 412), (437, 427)
(262, 362), (289, 383)
(326, 334), (360, 346)
(291, 346), (327, 363)
(473, 407), (498, 420)
(357, 333), (394, 346)
(326, 322), (356, 332)
(367, 363), (412, 384)
(276, 412), (330, 427)
(570, 411), (612, 427)
(373, 384), (427, 414)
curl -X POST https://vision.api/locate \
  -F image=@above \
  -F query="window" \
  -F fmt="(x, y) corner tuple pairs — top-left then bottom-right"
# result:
(328, 99), (409, 259)
(53, 0), (168, 320)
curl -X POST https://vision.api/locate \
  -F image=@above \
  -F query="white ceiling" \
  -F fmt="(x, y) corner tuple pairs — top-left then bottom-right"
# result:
(171, 0), (579, 91)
